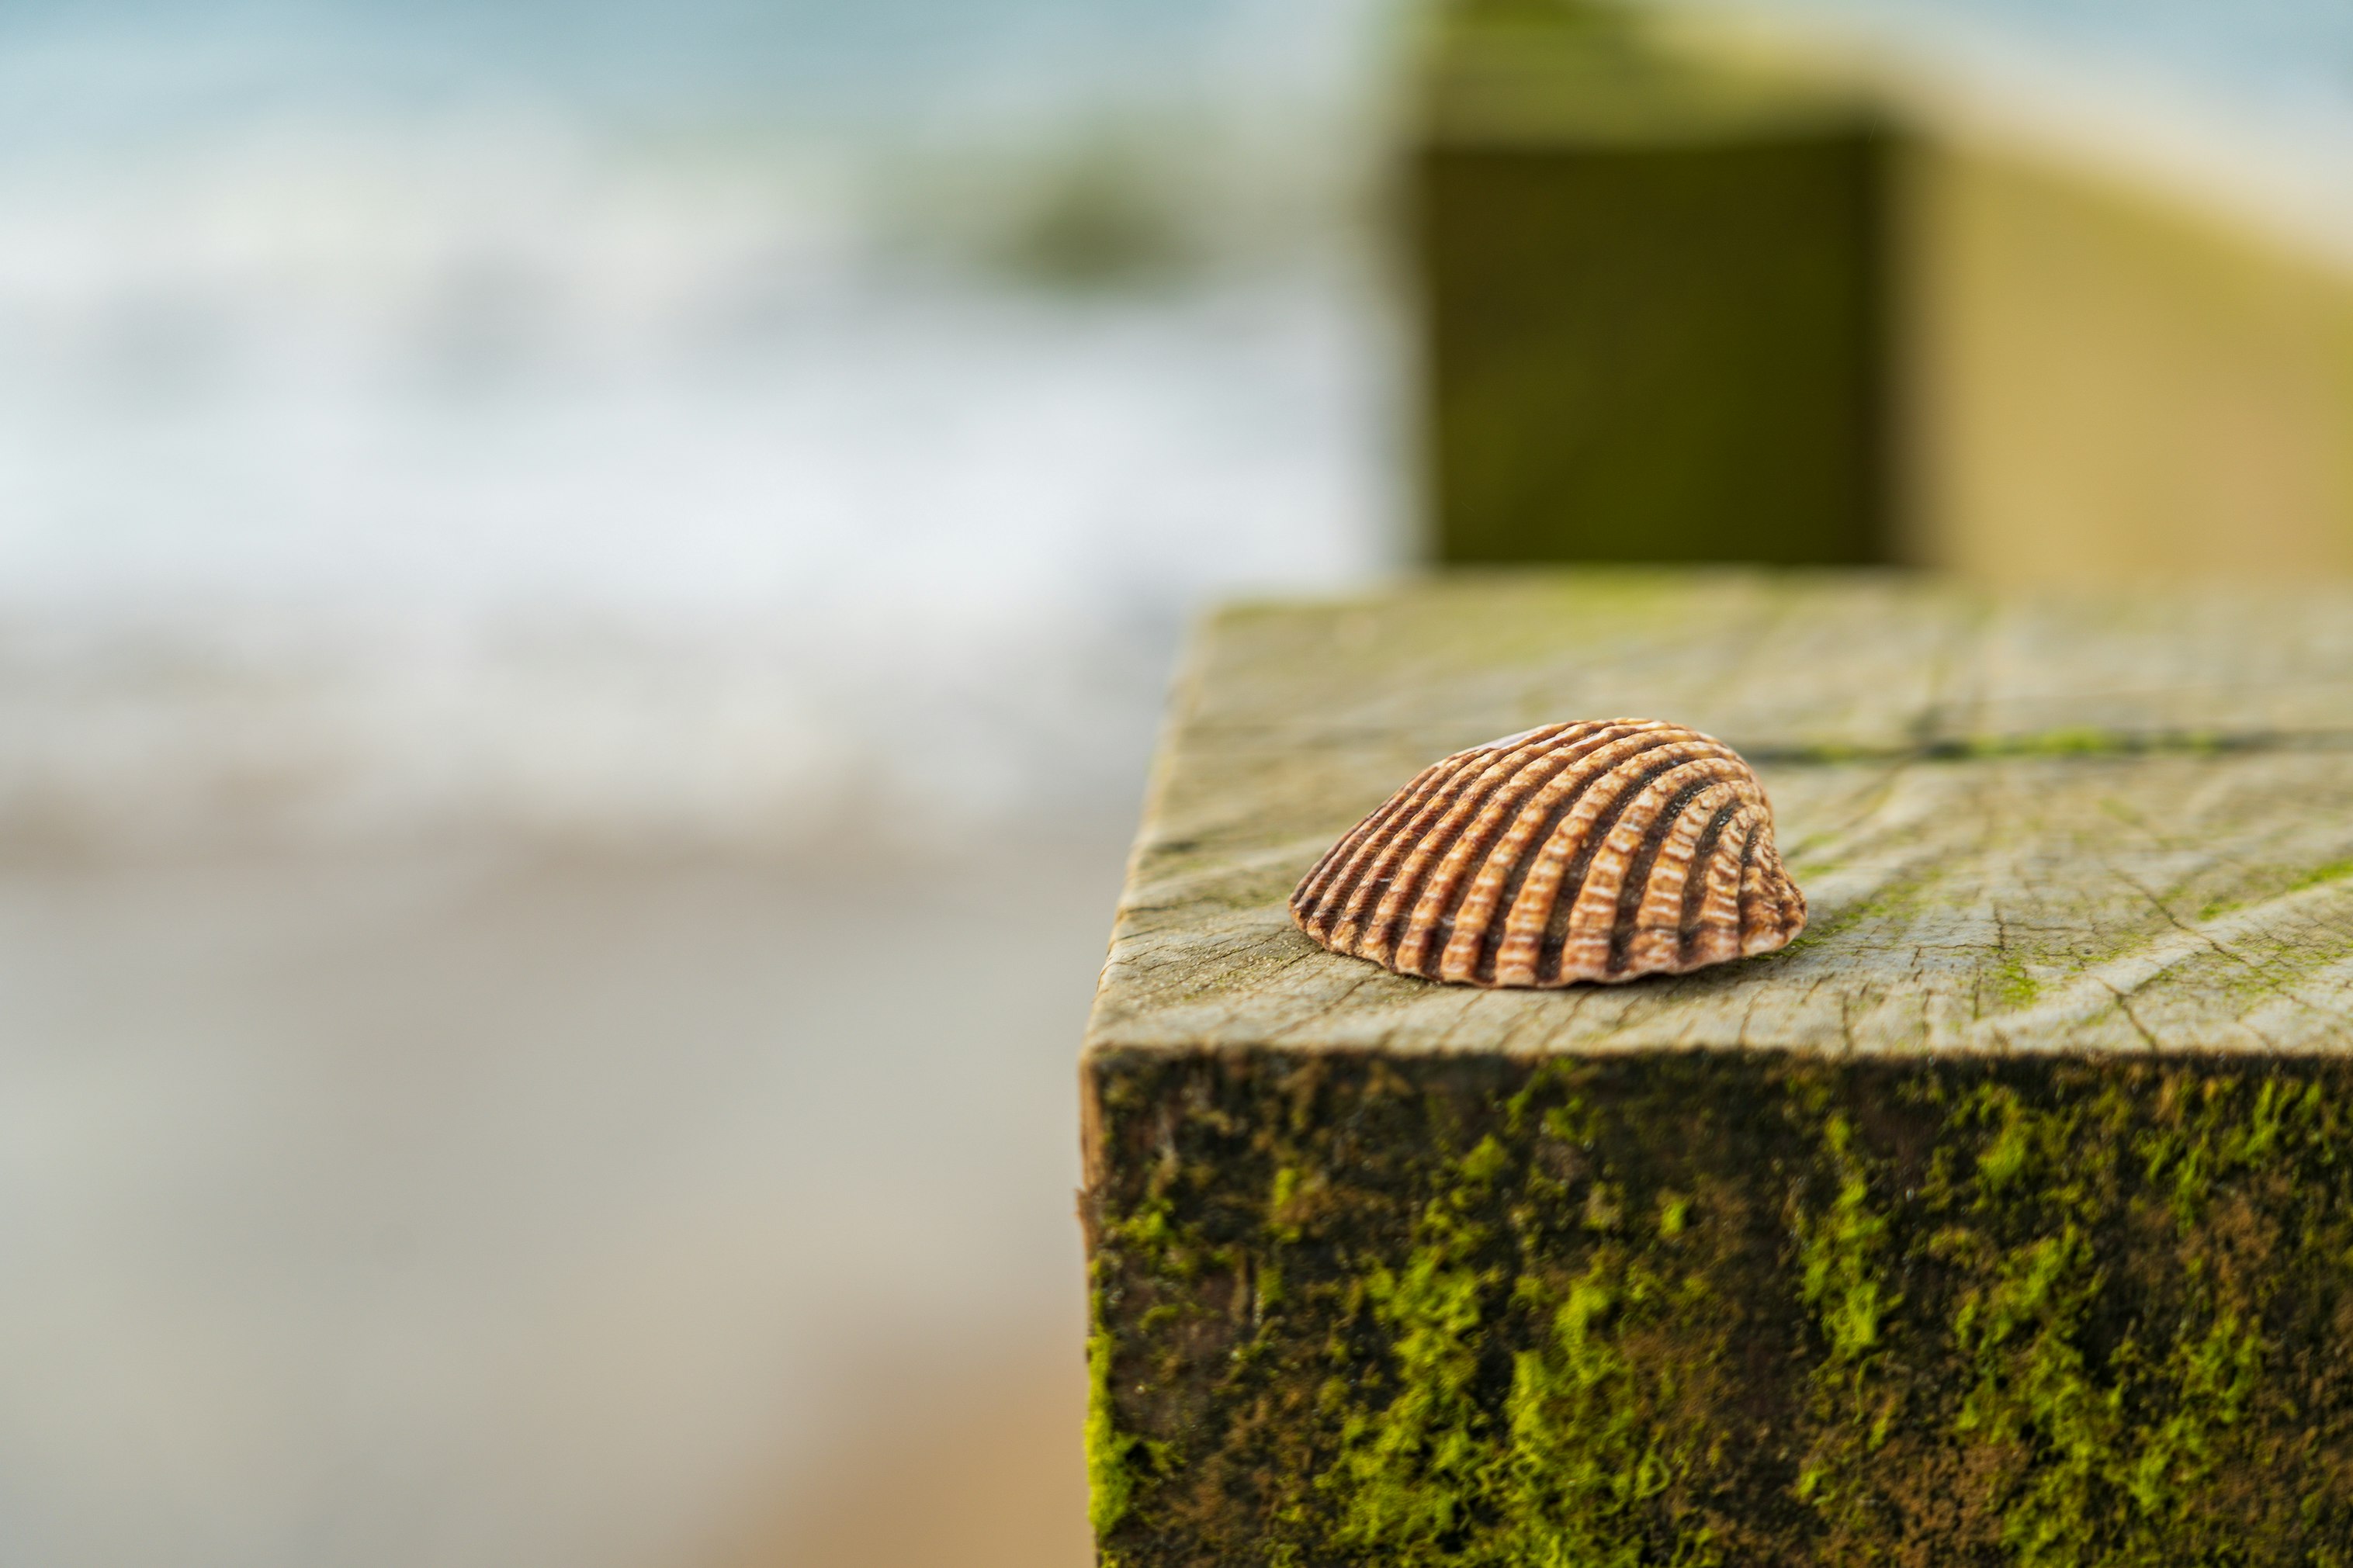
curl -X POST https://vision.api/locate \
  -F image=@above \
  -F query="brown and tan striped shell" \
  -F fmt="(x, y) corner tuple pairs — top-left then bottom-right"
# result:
(1290, 719), (1804, 987)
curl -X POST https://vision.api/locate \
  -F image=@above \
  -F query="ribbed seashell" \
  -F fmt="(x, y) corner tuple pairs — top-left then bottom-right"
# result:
(1290, 719), (1804, 987)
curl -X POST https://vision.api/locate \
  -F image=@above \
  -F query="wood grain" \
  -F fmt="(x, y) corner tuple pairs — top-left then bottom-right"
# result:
(1086, 571), (2353, 1058)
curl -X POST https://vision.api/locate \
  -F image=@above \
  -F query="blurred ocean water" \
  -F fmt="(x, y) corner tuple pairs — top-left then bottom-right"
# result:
(0, 0), (1401, 855)
(0, 278), (1388, 853)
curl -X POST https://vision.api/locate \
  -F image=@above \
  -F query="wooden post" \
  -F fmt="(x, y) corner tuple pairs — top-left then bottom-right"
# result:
(1082, 571), (2353, 1563)
(1413, 2), (1893, 566)
(1901, 135), (2353, 583)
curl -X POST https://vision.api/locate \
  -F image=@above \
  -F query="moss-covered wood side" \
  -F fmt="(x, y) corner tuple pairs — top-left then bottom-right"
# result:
(1083, 1048), (2353, 1566)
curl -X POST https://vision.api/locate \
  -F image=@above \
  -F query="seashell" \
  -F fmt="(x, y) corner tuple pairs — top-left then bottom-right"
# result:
(1290, 719), (1805, 987)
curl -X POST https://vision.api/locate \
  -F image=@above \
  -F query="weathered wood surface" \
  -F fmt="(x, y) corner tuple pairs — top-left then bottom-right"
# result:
(1089, 571), (2353, 1057)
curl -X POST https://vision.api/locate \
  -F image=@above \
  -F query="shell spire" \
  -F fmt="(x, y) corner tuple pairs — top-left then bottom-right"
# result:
(1290, 719), (1804, 987)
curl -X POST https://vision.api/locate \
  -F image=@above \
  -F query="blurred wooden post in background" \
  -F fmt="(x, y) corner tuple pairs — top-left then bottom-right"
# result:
(1412, 0), (1893, 566)
(1412, 0), (2353, 580)
(1902, 137), (2353, 583)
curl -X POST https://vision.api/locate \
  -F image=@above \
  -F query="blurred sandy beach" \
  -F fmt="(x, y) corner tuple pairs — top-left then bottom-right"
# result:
(0, 841), (1119, 1567)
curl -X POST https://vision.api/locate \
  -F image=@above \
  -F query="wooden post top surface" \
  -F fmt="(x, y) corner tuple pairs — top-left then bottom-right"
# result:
(1086, 571), (2353, 1058)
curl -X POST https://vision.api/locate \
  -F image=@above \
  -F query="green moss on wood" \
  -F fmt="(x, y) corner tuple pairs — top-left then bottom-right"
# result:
(1086, 1326), (1138, 1541)
(2292, 860), (2353, 893)
(1083, 1050), (2353, 1565)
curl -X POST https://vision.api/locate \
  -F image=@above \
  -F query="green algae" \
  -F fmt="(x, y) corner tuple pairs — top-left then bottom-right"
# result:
(1790, 1107), (1903, 1552)
(1086, 1326), (1139, 1540)
(1083, 1050), (2353, 1566)
(1326, 1136), (1500, 1551)
(2290, 859), (2353, 893)
(1926, 1078), (2292, 1563)
(1773, 864), (1945, 964)
(1322, 1104), (1740, 1567)
(1990, 949), (2043, 1009)
(2195, 857), (2353, 922)
(1934, 728), (2232, 761)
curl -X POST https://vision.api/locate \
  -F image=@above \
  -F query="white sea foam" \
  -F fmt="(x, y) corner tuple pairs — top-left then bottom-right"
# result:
(0, 272), (1395, 855)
